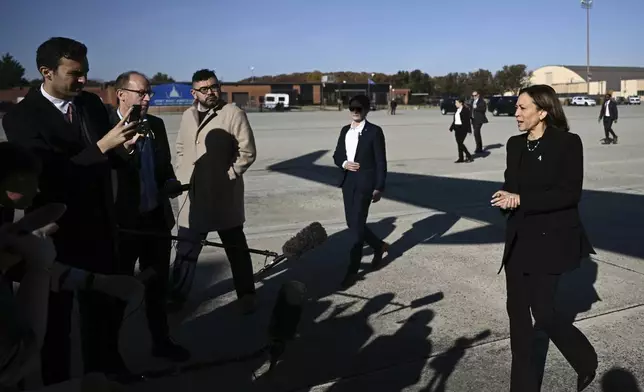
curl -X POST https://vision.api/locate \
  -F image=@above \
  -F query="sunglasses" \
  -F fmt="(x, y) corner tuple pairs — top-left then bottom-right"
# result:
(349, 106), (363, 113)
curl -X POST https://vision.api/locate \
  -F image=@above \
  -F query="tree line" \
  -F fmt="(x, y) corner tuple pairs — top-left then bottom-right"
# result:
(1, 52), (531, 96)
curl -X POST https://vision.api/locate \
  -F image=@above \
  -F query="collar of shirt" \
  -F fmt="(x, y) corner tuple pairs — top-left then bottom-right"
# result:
(350, 120), (366, 134)
(40, 84), (71, 114)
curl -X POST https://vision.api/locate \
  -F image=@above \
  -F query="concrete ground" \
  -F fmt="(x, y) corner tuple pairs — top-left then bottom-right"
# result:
(3, 105), (644, 391)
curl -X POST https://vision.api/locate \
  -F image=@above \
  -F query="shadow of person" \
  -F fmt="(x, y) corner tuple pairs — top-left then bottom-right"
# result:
(253, 293), (396, 390)
(422, 329), (491, 392)
(601, 367), (642, 392)
(531, 257), (600, 388)
(325, 309), (436, 392)
(377, 213), (461, 269)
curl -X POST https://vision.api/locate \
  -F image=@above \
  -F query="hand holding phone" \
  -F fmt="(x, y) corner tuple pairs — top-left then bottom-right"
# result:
(129, 104), (142, 123)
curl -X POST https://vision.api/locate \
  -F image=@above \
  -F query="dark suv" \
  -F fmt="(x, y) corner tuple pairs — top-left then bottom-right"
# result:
(439, 97), (457, 115)
(489, 96), (518, 116)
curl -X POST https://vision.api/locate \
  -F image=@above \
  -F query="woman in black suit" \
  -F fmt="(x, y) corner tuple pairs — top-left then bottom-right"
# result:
(491, 85), (598, 392)
(449, 98), (474, 163)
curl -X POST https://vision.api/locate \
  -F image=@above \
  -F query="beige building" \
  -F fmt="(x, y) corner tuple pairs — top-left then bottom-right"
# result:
(530, 65), (644, 97)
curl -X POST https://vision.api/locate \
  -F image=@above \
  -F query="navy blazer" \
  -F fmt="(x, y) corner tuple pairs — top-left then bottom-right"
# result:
(332, 120), (387, 192)
(598, 99), (618, 121)
(499, 127), (594, 274)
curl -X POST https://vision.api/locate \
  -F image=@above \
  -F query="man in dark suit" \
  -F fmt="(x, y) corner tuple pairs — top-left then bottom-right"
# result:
(108, 71), (190, 362)
(598, 93), (618, 144)
(1, 37), (139, 384)
(470, 91), (488, 153)
(332, 95), (389, 289)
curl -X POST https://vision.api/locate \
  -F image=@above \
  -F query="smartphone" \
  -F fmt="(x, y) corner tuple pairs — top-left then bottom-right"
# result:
(129, 104), (142, 123)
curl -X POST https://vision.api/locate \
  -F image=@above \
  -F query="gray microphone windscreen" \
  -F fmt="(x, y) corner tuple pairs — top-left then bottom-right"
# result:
(281, 222), (327, 260)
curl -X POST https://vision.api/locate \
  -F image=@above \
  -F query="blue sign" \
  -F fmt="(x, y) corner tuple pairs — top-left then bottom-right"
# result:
(150, 83), (194, 106)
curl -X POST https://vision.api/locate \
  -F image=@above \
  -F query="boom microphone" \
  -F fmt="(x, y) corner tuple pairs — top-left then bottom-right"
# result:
(163, 181), (190, 196)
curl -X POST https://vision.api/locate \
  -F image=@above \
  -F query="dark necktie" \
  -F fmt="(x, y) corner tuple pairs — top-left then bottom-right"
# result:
(65, 103), (73, 124)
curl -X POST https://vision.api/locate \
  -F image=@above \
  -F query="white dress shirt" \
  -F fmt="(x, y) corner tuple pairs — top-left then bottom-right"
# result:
(40, 84), (71, 114)
(342, 120), (365, 169)
(454, 107), (463, 125)
(605, 101), (611, 117)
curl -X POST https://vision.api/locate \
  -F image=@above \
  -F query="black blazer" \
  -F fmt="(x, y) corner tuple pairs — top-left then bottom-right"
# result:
(500, 127), (595, 274)
(449, 106), (472, 133)
(332, 121), (387, 192)
(598, 99), (618, 120)
(470, 99), (488, 124)
(1, 88), (127, 273)
(107, 108), (176, 229)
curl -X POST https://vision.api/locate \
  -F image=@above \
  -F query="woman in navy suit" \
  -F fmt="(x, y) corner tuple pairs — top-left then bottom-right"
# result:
(491, 85), (598, 392)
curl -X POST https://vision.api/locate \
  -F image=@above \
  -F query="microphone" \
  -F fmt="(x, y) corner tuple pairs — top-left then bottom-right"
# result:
(163, 181), (191, 196)
(268, 280), (306, 370)
(281, 221), (327, 261)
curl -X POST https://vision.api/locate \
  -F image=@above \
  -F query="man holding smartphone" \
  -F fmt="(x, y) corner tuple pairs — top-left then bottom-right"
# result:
(108, 71), (190, 363)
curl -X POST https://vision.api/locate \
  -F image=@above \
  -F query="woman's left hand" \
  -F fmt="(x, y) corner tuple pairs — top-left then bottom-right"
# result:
(491, 190), (520, 209)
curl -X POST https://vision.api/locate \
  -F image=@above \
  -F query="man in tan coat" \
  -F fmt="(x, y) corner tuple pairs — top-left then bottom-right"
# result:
(170, 69), (257, 313)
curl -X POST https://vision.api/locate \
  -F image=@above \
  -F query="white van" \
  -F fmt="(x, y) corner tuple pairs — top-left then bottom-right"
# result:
(264, 93), (289, 109)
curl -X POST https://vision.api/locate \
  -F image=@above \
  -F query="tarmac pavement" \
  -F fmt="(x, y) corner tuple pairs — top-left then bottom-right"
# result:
(3, 105), (644, 391)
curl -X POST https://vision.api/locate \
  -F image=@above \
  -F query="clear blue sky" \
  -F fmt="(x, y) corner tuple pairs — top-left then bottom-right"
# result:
(1, 0), (642, 82)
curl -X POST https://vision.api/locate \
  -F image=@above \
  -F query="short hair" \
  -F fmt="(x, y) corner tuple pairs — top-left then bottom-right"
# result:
(0, 142), (42, 184)
(349, 94), (370, 109)
(191, 69), (217, 84)
(519, 84), (569, 132)
(114, 71), (149, 91)
(36, 37), (87, 71)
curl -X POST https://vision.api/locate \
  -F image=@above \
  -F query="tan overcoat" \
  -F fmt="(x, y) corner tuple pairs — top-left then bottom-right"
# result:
(174, 101), (256, 232)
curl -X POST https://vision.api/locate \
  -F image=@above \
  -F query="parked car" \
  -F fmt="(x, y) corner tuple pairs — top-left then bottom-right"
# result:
(439, 97), (457, 115)
(570, 96), (597, 106)
(489, 96), (518, 116)
(628, 96), (641, 105)
(614, 96), (628, 105)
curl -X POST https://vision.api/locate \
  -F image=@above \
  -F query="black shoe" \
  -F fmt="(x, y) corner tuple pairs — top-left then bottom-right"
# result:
(152, 337), (191, 362)
(371, 242), (389, 270)
(613, 136), (618, 144)
(577, 370), (596, 391)
(454, 159), (465, 163)
(475, 149), (483, 154)
(465, 157), (474, 163)
(340, 273), (358, 290)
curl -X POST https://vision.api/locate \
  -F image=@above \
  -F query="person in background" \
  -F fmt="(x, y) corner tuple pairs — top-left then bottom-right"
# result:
(448, 98), (474, 163)
(491, 85), (598, 392)
(470, 91), (488, 153)
(108, 71), (190, 362)
(333, 94), (389, 290)
(2, 37), (139, 384)
(598, 93), (618, 144)
(171, 69), (258, 314)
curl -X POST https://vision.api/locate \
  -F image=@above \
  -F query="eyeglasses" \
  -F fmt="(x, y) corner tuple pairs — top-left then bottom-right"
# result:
(121, 88), (154, 98)
(194, 84), (220, 94)
(349, 106), (363, 113)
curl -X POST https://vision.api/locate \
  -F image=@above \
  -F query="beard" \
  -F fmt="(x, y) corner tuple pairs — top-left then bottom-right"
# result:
(199, 95), (219, 109)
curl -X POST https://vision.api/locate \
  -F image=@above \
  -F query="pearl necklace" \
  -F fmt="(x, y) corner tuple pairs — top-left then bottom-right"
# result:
(527, 139), (540, 152)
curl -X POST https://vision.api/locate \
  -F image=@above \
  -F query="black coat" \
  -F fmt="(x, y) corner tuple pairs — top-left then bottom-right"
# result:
(499, 127), (595, 274)
(598, 99), (618, 120)
(332, 121), (387, 192)
(1, 88), (128, 274)
(107, 108), (176, 230)
(449, 106), (472, 134)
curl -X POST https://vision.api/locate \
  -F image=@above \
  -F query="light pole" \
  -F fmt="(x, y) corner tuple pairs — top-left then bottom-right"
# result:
(250, 66), (255, 83)
(581, 0), (593, 95)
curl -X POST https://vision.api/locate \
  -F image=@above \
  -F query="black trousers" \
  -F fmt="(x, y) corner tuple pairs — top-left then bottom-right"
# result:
(454, 128), (472, 160)
(472, 122), (484, 152)
(505, 262), (597, 392)
(41, 290), (124, 385)
(603, 117), (617, 139)
(342, 184), (383, 275)
(118, 207), (171, 343)
(175, 225), (255, 299)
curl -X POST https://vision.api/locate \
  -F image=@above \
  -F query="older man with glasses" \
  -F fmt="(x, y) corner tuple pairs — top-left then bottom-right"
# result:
(108, 71), (190, 364)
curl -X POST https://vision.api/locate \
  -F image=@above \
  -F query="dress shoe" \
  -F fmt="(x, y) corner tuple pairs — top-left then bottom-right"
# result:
(613, 136), (618, 144)
(340, 273), (358, 290)
(152, 337), (191, 362)
(465, 157), (474, 163)
(371, 242), (389, 269)
(454, 159), (465, 163)
(577, 370), (596, 391)
(239, 293), (258, 315)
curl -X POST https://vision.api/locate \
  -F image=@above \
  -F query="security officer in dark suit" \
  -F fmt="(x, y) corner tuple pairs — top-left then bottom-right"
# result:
(333, 95), (389, 289)
(108, 71), (190, 363)
(470, 91), (488, 153)
(598, 93), (618, 144)
(491, 85), (597, 392)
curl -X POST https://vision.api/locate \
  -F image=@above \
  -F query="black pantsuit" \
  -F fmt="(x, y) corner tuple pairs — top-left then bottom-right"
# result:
(3, 88), (130, 384)
(449, 106), (473, 161)
(333, 120), (387, 277)
(499, 127), (597, 391)
(602, 118), (616, 140)
(598, 99), (618, 141)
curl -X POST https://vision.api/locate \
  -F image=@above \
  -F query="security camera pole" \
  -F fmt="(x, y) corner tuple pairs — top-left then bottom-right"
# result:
(581, 0), (593, 95)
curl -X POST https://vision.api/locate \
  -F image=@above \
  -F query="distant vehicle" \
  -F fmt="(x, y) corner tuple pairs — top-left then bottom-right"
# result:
(614, 96), (628, 105)
(628, 96), (641, 105)
(489, 96), (518, 116)
(439, 97), (457, 115)
(264, 93), (290, 109)
(570, 96), (597, 106)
